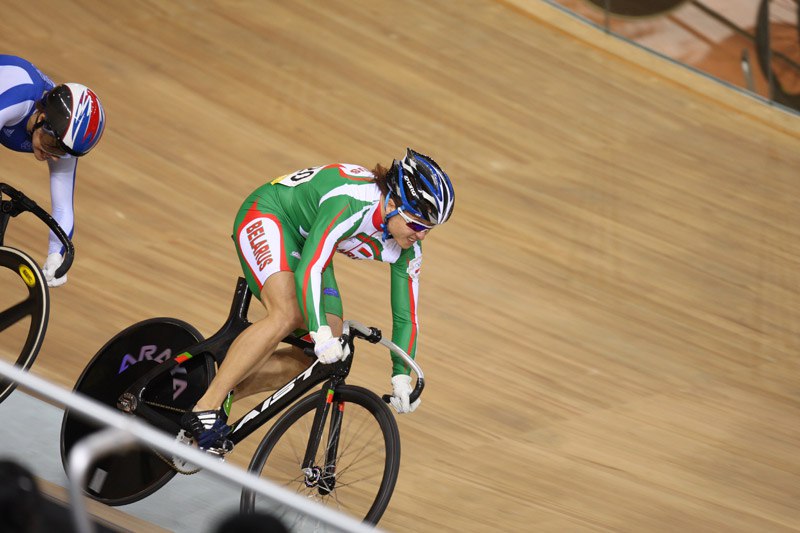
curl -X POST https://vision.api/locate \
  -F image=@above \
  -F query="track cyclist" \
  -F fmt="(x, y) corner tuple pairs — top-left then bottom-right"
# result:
(181, 148), (455, 452)
(0, 55), (105, 287)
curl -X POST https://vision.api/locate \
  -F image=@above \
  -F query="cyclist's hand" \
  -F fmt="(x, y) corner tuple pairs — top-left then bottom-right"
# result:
(389, 374), (420, 414)
(311, 325), (349, 364)
(42, 253), (67, 288)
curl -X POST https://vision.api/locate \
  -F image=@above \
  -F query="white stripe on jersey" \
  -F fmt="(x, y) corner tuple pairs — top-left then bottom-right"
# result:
(0, 64), (34, 93)
(319, 183), (380, 206)
(307, 206), (370, 326)
(0, 101), (30, 128)
(409, 242), (422, 324)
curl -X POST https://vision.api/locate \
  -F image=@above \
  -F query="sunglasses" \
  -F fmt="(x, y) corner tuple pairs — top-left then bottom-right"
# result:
(397, 209), (434, 232)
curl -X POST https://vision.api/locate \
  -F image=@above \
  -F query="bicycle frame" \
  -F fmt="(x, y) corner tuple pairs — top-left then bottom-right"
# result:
(120, 277), (355, 445)
(119, 275), (425, 487)
(227, 358), (349, 444)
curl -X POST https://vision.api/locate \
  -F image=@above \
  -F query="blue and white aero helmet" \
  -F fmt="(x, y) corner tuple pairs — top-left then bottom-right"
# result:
(388, 148), (455, 225)
(42, 83), (106, 157)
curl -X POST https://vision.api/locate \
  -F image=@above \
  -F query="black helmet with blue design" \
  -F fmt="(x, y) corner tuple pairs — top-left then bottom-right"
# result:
(386, 148), (455, 225)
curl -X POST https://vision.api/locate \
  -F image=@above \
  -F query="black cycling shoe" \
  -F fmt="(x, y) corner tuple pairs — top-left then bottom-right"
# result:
(180, 409), (233, 453)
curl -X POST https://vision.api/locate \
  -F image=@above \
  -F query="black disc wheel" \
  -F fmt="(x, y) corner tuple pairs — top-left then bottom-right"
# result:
(60, 318), (211, 505)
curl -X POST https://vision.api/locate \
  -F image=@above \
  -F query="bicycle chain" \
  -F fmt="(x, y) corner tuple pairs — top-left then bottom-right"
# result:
(143, 399), (185, 414)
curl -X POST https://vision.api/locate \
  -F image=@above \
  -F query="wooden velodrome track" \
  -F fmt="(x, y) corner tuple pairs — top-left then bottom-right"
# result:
(2, 0), (800, 531)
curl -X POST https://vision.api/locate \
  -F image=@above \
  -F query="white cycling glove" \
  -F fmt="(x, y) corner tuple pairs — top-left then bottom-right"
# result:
(42, 253), (67, 288)
(311, 325), (349, 364)
(389, 374), (420, 414)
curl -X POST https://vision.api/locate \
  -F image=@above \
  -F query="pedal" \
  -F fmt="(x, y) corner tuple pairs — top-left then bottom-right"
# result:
(206, 438), (234, 458)
(171, 430), (232, 472)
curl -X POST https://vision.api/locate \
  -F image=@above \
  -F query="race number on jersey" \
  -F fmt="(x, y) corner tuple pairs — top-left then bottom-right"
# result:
(272, 164), (372, 187)
(272, 166), (324, 187)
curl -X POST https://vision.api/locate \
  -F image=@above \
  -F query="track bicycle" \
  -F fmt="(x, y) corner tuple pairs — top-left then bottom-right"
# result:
(60, 276), (424, 526)
(0, 182), (74, 404)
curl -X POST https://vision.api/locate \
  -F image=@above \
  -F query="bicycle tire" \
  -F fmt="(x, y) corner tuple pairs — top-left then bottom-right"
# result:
(60, 317), (212, 505)
(0, 246), (49, 404)
(241, 385), (400, 526)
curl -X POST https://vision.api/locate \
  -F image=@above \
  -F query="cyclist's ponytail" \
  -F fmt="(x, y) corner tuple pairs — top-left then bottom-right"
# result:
(371, 162), (392, 196)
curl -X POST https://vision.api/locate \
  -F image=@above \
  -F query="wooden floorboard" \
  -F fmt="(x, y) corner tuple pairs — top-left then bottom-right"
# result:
(1, 1), (799, 531)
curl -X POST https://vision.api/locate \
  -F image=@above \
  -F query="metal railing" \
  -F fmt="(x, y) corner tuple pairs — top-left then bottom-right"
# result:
(0, 359), (379, 533)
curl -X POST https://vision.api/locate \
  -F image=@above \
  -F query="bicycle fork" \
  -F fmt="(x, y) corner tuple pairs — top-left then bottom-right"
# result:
(302, 382), (344, 496)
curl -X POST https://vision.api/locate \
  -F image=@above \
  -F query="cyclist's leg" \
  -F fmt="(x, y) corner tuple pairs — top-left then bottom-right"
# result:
(183, 192), (302, 447)
(233, 312), (343, 399)
(195, 189), (302, 411)
(195, 271), (302, 411)
(234, 345), (308, 398)
(232, 260), (343, 399)
(183, 272), (302, 450)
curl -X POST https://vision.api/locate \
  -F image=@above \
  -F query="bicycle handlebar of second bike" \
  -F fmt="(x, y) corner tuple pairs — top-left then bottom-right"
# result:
(0, 183), (74, 279)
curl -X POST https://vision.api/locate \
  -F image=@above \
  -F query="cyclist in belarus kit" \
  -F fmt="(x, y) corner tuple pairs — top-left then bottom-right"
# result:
(182, 148), (455, 451)
(0, 55), (106, 287)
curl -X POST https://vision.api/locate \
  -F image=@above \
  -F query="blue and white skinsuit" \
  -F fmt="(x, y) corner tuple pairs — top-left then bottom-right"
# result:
(0, 54), (76, 258)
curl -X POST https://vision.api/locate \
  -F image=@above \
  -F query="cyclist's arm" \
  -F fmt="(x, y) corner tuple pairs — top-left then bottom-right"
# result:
(389, 243), (423, 376)
(46, 157), (77, 255)
(321, 262), (344, 320)
(0, 102), (28, 129)
(295, 198), (366, 332)
(0, 69), (34, 129)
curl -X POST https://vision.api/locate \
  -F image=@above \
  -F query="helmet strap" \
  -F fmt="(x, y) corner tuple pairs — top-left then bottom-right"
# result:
(381, 194), (399, 242)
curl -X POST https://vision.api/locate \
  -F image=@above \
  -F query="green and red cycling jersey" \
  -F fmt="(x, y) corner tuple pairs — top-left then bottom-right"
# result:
(233, 163), (422, 375)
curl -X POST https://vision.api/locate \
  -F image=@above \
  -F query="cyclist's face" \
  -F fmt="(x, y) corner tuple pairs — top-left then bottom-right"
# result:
(30, 113), (66, 161)
(385, 199), (431, 249)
